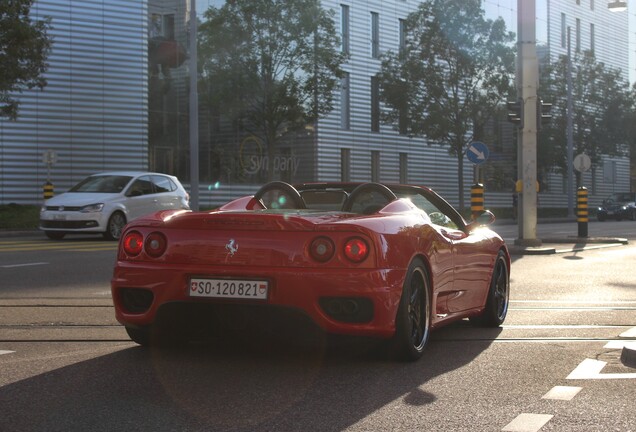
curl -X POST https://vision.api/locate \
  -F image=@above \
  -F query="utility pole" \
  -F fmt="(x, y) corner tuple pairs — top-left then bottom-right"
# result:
(515, 0), (541, 246)
(189, 0), (200, 210)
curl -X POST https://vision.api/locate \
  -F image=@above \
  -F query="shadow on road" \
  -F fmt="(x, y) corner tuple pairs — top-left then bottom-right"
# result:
(0, 328), (498, 432)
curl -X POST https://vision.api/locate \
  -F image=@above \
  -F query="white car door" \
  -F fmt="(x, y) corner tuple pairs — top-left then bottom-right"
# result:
(151, 175), (181, 210)
(124, 175), (160, 220)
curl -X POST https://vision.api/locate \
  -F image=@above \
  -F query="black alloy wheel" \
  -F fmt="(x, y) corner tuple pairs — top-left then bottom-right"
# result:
(471, 250), (510, 327)
(392, 258), (430, 361)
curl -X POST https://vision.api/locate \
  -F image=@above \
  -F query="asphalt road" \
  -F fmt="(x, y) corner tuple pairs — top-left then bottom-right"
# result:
(0, 223), (635, 432)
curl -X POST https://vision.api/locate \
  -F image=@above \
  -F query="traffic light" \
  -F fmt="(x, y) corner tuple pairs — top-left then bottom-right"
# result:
(507, 99), (523, 128)
(538, 99), (552, 129)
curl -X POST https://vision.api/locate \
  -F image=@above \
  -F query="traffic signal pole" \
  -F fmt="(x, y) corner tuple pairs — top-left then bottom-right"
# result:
(515, 0), (541, 247)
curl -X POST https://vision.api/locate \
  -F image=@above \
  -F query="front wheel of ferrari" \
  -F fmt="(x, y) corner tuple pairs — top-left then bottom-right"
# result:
(391, 258), (430, 362)
(125, 326), (150, 346)
(470, 250), (510, 327)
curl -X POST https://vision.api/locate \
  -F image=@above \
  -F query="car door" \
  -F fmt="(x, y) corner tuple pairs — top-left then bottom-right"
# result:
(150, 175), (180, 210)
(424, 201), (492, 313)
(124, 175), (159, 220)
(448, 228), (495, 312)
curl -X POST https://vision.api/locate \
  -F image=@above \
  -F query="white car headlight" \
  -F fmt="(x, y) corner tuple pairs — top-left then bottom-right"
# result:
(80, 203), (105, 213)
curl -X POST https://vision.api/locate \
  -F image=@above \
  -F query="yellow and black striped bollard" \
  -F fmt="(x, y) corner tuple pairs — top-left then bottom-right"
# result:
(43, 181), (54, 199)
(471, 183), (484, 220)
(576, 186), (588, 238)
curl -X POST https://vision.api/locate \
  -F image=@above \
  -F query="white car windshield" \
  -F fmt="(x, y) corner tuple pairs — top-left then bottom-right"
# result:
(69, 175), (132, 193)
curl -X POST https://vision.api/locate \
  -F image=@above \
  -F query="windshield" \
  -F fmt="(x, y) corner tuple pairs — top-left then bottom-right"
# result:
(69, 175), (132, 193)
(609, 193), (635, 202)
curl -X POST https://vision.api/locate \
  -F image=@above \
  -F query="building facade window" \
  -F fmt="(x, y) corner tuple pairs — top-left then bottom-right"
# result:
(371, 12), (379, 58)
(340, 4), (350, 54)
(341, 148), (351, 182)
(590, 23), (595, 54)
(150, 13), (175, 39)
(590, 0), (594, 10)
(399, 18), (406, 58)
(371, 150), (380, 182)
(561, 13), (567, 48)
(371, 75), (380, 132)
(340, 72), (350, 129)
(399, 152), (408, 184)
(576, 18), (581, 53)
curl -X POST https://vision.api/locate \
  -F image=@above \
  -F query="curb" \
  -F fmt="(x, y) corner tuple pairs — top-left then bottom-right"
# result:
(0, 230), (41, 238)
(508, 237), (628, 255)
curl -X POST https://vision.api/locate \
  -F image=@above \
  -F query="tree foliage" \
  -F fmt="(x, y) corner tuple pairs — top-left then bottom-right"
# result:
(539, 51), (634, 181)
(0, 0), (51, 120)
(198, 0), (346, 178)
(378, 0), (515, 210)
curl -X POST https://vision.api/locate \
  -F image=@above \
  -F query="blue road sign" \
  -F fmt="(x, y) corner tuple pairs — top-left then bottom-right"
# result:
(466, 141), (489, 165)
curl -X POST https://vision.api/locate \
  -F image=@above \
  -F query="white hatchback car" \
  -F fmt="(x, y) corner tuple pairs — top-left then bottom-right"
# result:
(40, 171), (190, 240)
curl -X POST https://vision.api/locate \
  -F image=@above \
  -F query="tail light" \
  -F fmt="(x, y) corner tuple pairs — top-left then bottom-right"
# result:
(145, 232), (167, 257)
(123, 231), (143, 256)
(343, 237), (369, 263)
(309, 236), (335, 262)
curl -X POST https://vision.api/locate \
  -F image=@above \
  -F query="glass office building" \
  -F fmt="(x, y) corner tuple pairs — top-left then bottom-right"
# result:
(0, 0), (631, 209)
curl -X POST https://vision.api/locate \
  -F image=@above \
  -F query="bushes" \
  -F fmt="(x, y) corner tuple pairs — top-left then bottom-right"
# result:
(0, 204), (40, 230)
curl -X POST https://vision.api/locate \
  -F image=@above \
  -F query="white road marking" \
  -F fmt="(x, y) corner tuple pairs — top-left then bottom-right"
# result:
(605, 341), (635, 349)
(567, 358), (636, 380)
(502, 413), (553, 432)
(502, 325), (632, 329)
(542, 386), (582, 401)
(620, 327), (636, 338)
(510, 300), (636, 304)
(0, 350), (15, 355)
(1, 262), (49, 268)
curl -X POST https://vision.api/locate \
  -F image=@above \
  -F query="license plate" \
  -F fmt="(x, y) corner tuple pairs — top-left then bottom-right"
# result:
(189, 278), (268, 300)
(53, 214), (67, 220)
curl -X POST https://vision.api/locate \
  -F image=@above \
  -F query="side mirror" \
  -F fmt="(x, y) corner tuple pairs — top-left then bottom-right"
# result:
(466, 210), (496, 231)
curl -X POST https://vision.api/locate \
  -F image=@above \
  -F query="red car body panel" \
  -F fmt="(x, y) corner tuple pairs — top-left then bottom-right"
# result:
(111, 183), (509, 341)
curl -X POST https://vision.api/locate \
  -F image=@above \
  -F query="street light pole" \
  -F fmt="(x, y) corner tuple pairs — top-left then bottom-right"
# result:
(189, 0), (200, 210)
(515, 0), (541, 246)
(566, 26), (574, 218)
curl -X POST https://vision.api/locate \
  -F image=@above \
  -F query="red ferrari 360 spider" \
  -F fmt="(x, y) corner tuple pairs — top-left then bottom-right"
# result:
(111, 181), (510, 361)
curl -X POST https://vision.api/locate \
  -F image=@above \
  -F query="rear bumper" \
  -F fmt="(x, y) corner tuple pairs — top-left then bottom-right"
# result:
(111, 262), (406, 338)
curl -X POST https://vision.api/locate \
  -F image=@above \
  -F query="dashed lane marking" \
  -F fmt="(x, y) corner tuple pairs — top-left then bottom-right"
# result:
(605, 341), (636, 349)
(0, 350), (15, 355)
(542, 386), (582, 401)
(567, 358), (636, 380)
(502, 413), (553, 432)
(620, 327), (636, 338)
(1, 262), (49, 268)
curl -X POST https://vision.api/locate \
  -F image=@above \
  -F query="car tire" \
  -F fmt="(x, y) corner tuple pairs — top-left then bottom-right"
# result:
(103, 211), (126, 240)
(470, 250), (510, 327)
(391, 258), (431, 362)
(125, 326), (150, 346)
(597, 214), (606, 222)
(45, 231), (65, 240)
(630, 209), (636, 221)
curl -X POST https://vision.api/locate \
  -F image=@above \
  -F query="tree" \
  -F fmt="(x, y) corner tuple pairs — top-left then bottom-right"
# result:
(539, 51), (634, 184)
(198, 0), (346, 180)
(0, 0), (51, 120)
(378, 0), (515, 211)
